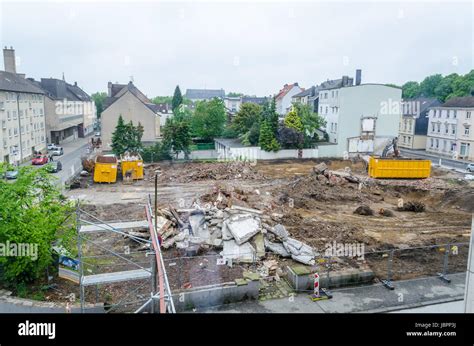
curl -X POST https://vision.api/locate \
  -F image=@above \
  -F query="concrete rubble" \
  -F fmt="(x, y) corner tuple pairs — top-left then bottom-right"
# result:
(155, 202), (316, 266)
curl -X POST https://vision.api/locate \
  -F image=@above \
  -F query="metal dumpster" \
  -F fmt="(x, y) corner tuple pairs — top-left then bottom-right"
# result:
(93, 155), (118, 183)
(368, 156), (431, 179)
(120, 153), (144, 180)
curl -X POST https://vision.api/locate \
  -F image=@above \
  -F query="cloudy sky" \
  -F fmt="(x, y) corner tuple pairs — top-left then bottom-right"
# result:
(0, 0), (472, 97)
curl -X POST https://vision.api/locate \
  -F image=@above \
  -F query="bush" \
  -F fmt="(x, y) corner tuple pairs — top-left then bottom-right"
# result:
(142, 142), (172, 162)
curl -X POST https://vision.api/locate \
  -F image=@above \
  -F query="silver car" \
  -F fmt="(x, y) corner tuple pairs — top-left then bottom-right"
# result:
(467, 163), (474, 172)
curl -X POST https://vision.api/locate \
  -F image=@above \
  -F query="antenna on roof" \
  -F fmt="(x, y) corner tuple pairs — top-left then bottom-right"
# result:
(129, 75), (134, 83)
(62, 72), (65, 81)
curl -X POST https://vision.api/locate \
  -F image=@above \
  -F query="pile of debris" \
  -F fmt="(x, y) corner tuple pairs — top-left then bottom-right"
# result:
(155, 202), (317, 266)
(312, 162), (361, 185)
(146, 161), (265, 183)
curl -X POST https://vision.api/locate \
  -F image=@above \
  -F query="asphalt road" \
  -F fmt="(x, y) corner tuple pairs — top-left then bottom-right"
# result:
(400, 148), (472, 172)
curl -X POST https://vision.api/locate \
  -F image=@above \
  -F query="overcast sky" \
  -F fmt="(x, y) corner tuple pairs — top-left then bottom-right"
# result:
(0, 0), (472, 97)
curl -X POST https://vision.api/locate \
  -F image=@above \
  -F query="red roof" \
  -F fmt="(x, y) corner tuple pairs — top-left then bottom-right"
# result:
(275, 83), (302, 100)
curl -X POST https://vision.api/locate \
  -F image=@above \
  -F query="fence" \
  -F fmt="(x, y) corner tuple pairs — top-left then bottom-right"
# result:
(160, 242), (470, 293)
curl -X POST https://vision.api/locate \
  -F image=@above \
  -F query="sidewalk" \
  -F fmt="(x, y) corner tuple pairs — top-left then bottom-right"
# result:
(199, 272), (466, 313)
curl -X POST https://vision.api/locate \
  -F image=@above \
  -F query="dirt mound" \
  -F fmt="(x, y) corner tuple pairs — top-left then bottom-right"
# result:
(146, 161), (265, 183)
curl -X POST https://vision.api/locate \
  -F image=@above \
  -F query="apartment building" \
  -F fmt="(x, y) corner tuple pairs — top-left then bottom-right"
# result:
(317, 70), (401, 157)
(0, 48), (47, 164)
(426, 96), (474, 160)
(291, 86), (319, 113)
(398, 97), (441, 149)
(29, 77), (96, 144)
(224, 96), (269, 115)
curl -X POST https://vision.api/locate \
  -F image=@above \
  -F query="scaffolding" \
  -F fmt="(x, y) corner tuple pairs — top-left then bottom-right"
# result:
(76, 200), (175, 313)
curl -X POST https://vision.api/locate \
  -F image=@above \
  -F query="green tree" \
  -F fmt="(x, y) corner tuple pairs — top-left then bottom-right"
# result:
(284, 107), (303, 132)
(402, 81), (421, 99)
(191, 98), (227, 141)
(259, 120), (280, 152)
(111, 115), (128, 156)
(0, 164), (75, 285)
(162, 117), (193, 159)
(419, 74), (443, 97)
(232, 103), (262, 136)
(91, 92), (107, 118)
(434, 73), (458, 102)
(111, 116), (143, 156)
(171, 85), (183, 112)
(152, 96), (172, 105)
(227, 92), (244, 97)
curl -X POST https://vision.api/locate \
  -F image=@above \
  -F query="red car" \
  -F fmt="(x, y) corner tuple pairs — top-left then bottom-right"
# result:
(32, 155), (48, 165)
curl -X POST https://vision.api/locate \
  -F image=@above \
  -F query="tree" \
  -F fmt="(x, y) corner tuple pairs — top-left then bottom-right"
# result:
(402, 81), (420, 99)
(152, 96), (172, 105)
(284, 107), (303, 132)
(191, 98), (227, 141)
(111, 115), (128, 156)
(259, 120), (280, 152)
(162, 117), (192, 159)
(434, 73), (458, 102)
(419, 74), (443, 97)
(171, 85), (183, 112)
(91, 92), (107, 119)
(111, 116), (143, 156)
(278, 126), (304, 149)
(227, 92), (243, 97)
(0, 164), (75, 285)
(232, 103), (262, 136)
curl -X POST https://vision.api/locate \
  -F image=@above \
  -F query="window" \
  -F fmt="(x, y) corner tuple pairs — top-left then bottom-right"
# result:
(334, 123), (337, 132)
(7, 111), (11, 120)
(465, 127), (470, 136)
(445, 125), (449, 134)
(435, 139), (439, 148)
(452, 125), (456, 135)
(467, 111), (471, 119)
(8, 129), (11, 138)
(431, 123), (435, 132)
(437, 123), (441, 133)
(430, 138), (434, 148)
(325, 106), (328, 114)
(453, 110), (457, 119)
(13, 111), (17, 120)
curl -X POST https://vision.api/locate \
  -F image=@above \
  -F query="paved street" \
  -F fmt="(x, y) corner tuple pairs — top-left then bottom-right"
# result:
(20, 136), (92, 185)
(400, 148), (472, 173)
(200, 273), (466, 313)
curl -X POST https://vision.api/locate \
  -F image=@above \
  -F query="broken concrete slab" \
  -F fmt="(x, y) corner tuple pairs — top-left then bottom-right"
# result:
(253, 233), (265, 258)
(264, 238), (291, 257)
(226, 215), (260, 245)
(291, 254), (315, 266)
(313, 162), (328, 175)
(220, 240), (255, 263)
(268, 224), (289, 241)
(231, 205), (263, 215)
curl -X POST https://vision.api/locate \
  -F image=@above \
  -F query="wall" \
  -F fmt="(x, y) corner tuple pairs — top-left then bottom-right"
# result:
(101, 91), (158, 150)
(169, 280), (259, 312)
(334, 84), (401, 157)
(215, 142), (319, 161)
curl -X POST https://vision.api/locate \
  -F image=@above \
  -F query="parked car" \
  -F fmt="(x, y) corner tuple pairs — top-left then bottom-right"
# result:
(47, 143), (56, 150)
(466, 163), (474, 172)
(50, 146), (64, 156)
(95, 131), (101, 137)
(5, 170), (19, 179)
(46, 161), (62, 173)
(32, 155), (48, 165)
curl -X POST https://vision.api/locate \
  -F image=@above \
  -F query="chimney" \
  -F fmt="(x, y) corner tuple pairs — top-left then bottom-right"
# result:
(342, 76), (348, 87)
(311, 86), (316, 97)
(107, 81), (112, 97)
(3, 46), (17, 74)
(74, 81), (77, 86)
(355, 69), (362, 86)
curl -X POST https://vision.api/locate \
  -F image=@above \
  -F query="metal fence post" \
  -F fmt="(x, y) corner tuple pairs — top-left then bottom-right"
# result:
(382, 250), (395, 290)
(438, 244), (451, 283)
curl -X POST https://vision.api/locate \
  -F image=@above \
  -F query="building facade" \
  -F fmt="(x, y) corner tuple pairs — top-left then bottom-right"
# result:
(0, 71), (47, 164)
(101, 82), (161, 150)
(317, 83), (402, 158)
(0, 47), (47, 164)
(275, 83), (303, 116)
(29, 78), (96, 144)
(426, 96), (474, 161)
(398, 97), (441, 150)
(185, 89), (225, 102)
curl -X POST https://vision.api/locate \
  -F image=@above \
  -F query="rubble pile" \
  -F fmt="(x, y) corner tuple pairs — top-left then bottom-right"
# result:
(146, 161), (265, 183)
(155, 202), (317, 266)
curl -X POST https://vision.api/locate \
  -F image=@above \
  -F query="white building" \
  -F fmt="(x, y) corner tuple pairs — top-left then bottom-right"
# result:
(426, 96), (474, 161)
(224, 96), (241, 114)
(0, 48), (47, 164)
(275, 83), (303, 116)
(317, 81), (402, 158)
